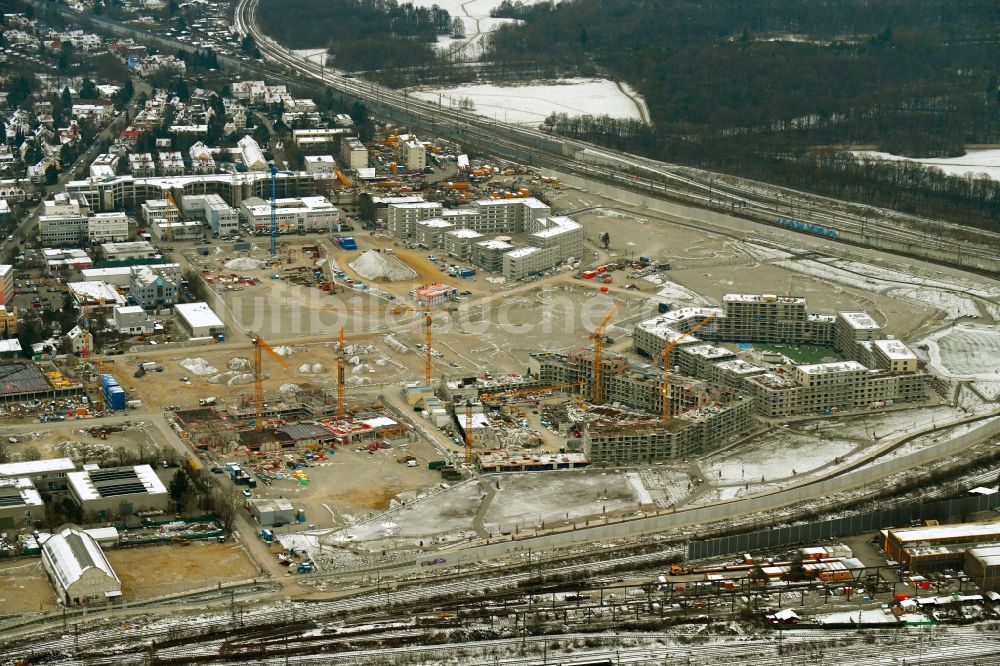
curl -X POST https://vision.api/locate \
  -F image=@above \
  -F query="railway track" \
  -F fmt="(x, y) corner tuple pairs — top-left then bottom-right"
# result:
(234, 0), (998, 272)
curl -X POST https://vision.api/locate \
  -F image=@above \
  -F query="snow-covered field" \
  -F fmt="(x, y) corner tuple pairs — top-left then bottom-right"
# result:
(409, 78), (647, 126)
(921, 324), (1000, 380)
(407, 0), (518, 57)
(854, 148), (1000, 182)
(810, 405), (969, 442)
(482, 471), (641, 533)
(887, 286), (980, 319)
(702, 431), (856, 484)
(291, 48), (326, 63)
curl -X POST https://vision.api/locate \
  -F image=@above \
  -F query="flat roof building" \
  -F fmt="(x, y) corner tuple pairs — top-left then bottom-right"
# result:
(965, 545), (1000, 592)
(0, 459), (76, 487)
(174, 302), (225, 339)
(240, 196), (339, 233)
(66, 464), (169, 521)
(882, 521), (1000, 565)
(0, 477), (44, 528)
(872, 339), (918, 373)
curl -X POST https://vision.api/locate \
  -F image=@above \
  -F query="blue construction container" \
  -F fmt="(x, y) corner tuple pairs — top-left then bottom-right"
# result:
(101, 374), (120, 390)
(459, 268), (476, 278)
(105, 386), (127, 411)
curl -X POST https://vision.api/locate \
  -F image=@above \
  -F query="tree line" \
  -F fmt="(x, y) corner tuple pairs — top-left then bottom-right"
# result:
(257, 0), (452, 72)
(479, 0), (1000, 231)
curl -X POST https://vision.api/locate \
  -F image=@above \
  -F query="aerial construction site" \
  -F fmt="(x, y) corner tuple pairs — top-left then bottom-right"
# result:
(1, 110), (999, 666)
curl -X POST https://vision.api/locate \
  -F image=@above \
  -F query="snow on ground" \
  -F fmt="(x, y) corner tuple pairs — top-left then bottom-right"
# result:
(702, 431), (856, 484)
(853, 148), (1000, 182)
(809, 405), (969, 442)
(407, 0), (520, 57)
(224, 257), (264, 271)
(648, 279), (708, 304)
(482, 471), (640, 533)
(853, 416), (1000, 470)
(409, 78), (647, 126)
(327, 481), (483, 547)
(740, 242), (795, 262)
(974, 380), (1000, 400)
(777, 257), (1000, 302)
(775, 258), (897, 291)
(592, 208), (648, 224)
(636, 467), (691, 507)
(625, 471), (652, 504)
(291, 48), (326, 63)
(887, 287), (979, 319)
(921, 323), (1000, 380)
(827, 258), (1000, 298)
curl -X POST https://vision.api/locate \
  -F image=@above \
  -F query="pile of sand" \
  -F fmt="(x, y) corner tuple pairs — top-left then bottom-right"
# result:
(349, 250), (417, 282)
(228, 358), (252, 370)
(225, 258), (264, 271)
(180, 358), (218, 376)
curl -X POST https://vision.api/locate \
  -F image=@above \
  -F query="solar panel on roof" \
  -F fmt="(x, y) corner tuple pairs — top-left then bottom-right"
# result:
(98, 484), (148, 497)
(90, 469), (140, 482)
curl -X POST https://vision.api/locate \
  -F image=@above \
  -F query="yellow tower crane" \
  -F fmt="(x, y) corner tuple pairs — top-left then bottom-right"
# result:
(661, 315), (715, 421)
(250, 334), (289, 432)
(464, 400), (474, 465)
(588, 304), (620, 405)
(337, 327), (346, 419)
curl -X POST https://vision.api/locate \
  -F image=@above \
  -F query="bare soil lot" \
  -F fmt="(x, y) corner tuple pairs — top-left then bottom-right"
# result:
(0, 558), (57, 615)
(107, 542), (257, 600)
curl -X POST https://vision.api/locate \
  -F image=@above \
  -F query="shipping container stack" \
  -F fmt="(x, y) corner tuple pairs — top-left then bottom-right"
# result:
(101, 373), (127, 411)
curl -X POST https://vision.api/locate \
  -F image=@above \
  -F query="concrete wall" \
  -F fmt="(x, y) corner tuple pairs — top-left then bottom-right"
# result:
(420, 413), (1000, 567)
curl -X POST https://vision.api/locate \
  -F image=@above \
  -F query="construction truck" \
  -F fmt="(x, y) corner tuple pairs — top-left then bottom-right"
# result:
(670, 564), (692, 575)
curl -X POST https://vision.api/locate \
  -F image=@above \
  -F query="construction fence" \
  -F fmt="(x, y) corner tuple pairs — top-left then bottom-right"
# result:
(687, 491), (1000, 561)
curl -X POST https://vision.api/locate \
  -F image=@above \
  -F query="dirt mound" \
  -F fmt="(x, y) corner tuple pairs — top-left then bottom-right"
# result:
(349, 250), (417, 282)
(180, 358), (218, 376)
(225, 258), (264, 271)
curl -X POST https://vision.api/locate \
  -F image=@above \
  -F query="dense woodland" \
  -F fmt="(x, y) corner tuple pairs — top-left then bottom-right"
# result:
(257, 0), (451, 72)
(482, 0), (1000, 230)
(260, 0), (1000, 230)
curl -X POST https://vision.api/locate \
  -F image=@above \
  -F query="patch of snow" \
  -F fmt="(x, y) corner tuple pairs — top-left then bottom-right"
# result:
(888, 287), (979, 319)
(920, 324), (1000, 380)
(853, 148), (1000, 183)
(409, 78), (647, 126)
